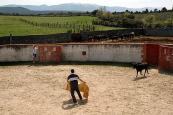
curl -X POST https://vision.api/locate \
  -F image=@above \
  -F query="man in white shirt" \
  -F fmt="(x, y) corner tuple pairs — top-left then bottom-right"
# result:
(32, 45), (37, 63)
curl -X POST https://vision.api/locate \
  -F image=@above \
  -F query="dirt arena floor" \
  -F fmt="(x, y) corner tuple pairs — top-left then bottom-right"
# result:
(0, 64), (173, 115)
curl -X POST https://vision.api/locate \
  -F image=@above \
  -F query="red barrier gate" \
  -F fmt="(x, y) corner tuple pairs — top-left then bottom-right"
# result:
(143, 44), (159, 66)
(38, 45), (62, 63)
(159, 45), (173, 73)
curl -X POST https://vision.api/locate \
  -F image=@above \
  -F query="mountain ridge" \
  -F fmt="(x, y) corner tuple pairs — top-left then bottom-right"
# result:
(2, 3), (161, 12)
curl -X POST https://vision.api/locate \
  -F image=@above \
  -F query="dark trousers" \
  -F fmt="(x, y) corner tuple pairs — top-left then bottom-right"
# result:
(70, 86), (82, 103)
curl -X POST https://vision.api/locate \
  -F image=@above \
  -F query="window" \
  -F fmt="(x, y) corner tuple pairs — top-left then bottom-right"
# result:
(82, 51), (86, 56)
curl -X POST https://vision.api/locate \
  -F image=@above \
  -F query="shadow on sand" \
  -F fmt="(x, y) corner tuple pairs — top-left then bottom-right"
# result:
(133, 76), (148, 81)
(62, 99), (88, 110)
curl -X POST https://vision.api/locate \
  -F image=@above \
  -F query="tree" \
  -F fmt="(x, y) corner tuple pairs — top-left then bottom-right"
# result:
(125, 10), (130, 13)
(135, 11), (140, 14)
(143, 9), (149, 13)
(96, 7), (106, 18)
(161, 7), (167, 12)
(124, 12), (135, 19)
(91, 10), (99, 16)
(144, 15), (155, 28)
(150, 10), (153, 13)
(112, 11), (117, 14)
(154, 22), (163, 28)
(164, 18), (173, 27)
(102, 12), (114, 20)
(154, 8), (158, 13)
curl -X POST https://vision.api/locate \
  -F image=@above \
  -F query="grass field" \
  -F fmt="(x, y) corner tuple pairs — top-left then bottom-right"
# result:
(0, 64), (173, 115)
(0, 16), (122, 37)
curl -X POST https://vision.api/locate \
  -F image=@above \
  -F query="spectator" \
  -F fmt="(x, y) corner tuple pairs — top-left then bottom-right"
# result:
(32, 45), (37, 63)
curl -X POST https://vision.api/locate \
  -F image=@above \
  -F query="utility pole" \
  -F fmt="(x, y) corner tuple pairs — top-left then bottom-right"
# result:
(9, 33), (12, 44)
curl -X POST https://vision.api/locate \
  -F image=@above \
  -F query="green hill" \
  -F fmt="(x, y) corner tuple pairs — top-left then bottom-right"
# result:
(0, 7), (35, 15)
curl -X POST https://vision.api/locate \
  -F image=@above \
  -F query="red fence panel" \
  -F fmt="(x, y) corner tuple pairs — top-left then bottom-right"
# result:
(38, 45), (62, 63)
(159, 45), (173, 73)
(143, 44), (159, 66)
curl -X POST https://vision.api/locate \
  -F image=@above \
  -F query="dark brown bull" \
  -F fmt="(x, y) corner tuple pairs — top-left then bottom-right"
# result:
(133, 63), (149, 77)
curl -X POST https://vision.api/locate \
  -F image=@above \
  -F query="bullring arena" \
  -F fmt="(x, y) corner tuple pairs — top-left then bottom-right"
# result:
(0, 42), (173, 115)
(0, 64), (173, 115)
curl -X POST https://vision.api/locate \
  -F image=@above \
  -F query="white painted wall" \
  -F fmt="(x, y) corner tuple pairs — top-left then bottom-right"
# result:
(0, 44), (143, 63)
(0, 46), (33, 62)
(62, 44), (143, 63)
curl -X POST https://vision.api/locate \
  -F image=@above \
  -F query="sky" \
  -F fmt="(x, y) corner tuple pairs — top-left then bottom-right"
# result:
(0, 0), (173, 9)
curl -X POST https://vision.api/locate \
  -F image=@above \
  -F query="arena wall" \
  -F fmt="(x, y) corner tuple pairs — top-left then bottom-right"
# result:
(0, 43), (173, 73)
(0, 44), (143, 63)
(0, 45), (33, 62)
(62, 44), (143, 63)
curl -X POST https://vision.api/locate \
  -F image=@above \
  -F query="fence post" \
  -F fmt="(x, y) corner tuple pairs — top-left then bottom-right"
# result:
(9, 33), (12, 44)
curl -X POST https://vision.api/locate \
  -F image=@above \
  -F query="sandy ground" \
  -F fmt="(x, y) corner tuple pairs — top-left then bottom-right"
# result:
(0, 64), (173, 115)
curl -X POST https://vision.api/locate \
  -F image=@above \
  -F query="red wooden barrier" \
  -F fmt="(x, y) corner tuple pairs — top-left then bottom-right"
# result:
(143, 44), (159, 66)
(38, 45), (62, 63)
(159, 45), (173, 73)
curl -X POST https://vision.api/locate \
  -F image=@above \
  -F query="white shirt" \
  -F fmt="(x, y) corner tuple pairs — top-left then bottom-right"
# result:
(33, 47), (37, 54)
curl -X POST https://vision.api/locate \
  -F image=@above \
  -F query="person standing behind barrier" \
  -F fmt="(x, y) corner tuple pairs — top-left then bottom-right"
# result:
(67, 69), (85, 104)
(32, 45), (37, 63)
